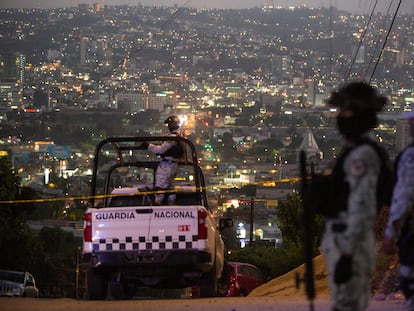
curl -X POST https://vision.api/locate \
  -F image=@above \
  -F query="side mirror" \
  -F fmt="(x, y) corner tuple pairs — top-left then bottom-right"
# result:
(219, 218), (234, 231)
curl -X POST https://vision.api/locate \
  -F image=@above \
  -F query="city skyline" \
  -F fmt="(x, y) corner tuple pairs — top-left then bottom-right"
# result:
(0, 0), (412, 15)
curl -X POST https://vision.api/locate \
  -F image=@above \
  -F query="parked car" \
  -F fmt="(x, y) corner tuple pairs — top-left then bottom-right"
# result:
(226, 262), (267, 297)
(0, 270), (39, 298)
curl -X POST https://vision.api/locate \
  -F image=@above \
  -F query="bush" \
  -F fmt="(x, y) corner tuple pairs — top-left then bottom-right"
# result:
(227, 245), (307, 279)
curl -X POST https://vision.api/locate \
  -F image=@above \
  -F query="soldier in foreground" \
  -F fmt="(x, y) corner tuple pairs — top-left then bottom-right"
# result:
(313, 81), (389, 311)
(382, 109), (414, 311)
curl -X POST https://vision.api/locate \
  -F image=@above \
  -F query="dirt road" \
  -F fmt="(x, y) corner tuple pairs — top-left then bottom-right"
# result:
(1, 296), (405, 311)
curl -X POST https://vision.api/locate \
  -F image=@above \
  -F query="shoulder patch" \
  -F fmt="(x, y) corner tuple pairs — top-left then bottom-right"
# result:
(345, 143), (376, 176)
(350, 159), (366, 176)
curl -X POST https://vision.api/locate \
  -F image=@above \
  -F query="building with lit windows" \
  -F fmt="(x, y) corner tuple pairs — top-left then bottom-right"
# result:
(115, 92), (145, 114)
(396, 117), (411, 153)
(0, 52), (25, 83)
(0, 82), (22, 111)
(0, 52), (25, 112)
(271, 54), (291, 78)
(80, 37), (89, 66)
(0, 52), (25, 104)
(147, 93), (176, 112)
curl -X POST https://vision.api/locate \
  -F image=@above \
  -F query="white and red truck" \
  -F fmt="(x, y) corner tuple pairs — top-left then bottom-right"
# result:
(81, 136), (233, 300)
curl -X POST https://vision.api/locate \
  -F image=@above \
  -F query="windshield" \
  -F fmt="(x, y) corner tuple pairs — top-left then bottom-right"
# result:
(0, 270), (25, 283)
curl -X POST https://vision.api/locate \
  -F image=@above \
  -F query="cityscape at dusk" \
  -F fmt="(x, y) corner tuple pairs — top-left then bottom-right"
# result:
(0, 1), (413, 300)
(0, 1), (413, 229)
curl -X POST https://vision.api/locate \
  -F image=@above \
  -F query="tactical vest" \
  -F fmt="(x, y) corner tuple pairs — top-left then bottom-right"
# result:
(162, 137), (184, 159)
(309, 138), (394, 218)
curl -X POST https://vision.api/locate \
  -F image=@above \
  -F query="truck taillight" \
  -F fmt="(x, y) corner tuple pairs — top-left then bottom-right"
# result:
(198, 210), (208, 240)
(84, 213), (92, 242)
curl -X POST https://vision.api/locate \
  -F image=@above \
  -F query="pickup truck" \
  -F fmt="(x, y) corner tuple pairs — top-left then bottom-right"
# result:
(81, 136), (233, 300)
(0, 270), (39, 298)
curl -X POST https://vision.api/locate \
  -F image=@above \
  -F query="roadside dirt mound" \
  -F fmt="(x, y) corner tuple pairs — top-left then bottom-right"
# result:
(249, 251), (403, 301)
(249, 254), (329, 298)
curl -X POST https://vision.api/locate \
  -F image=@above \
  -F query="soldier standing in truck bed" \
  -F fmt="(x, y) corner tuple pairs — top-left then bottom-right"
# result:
(141, 115), (184, 204)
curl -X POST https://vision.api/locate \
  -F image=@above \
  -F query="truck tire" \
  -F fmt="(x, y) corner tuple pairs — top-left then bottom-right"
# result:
(86, 271), (108, 300)
(109, 278), (136, 300)
(199, 262), (218, 297)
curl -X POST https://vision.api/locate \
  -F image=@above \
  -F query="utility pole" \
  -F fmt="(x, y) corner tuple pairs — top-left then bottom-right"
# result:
(249, 198), (254, 246)
(75, 246), (80, 299)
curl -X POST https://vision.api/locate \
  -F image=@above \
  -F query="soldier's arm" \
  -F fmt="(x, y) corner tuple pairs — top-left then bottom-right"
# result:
(337, 145), (379, 255)
(148, 141), (174, 154)
(384, 147), (414, 241)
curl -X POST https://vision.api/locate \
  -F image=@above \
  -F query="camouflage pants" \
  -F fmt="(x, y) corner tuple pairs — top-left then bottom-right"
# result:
(321, 221), (376, 311)
(154, 159), (178, 204)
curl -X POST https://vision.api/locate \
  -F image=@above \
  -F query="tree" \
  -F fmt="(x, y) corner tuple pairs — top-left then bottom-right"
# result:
(36, 226), (82, 298)
(227, 245), (305, 280)
(221, 131), (240, 160)
(225, 192), (325, 282)
(0, 156), (40, 270)
(131, 109), (161, 128)
(275, 193), (303, 248)
(0, 158), (83, 297)
(0, 156), (19, 201)
(275, 193), (323, 251)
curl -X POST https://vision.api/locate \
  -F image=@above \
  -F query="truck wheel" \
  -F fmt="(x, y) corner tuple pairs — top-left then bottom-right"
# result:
(86, 271), (108, 300)
(199, 263), (218, 297)
(109, 278), (136, 300)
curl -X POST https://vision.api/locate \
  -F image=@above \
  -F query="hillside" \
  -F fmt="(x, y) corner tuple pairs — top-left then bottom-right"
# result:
(249, 254), (329, 298)
(249, 253), (402, 301)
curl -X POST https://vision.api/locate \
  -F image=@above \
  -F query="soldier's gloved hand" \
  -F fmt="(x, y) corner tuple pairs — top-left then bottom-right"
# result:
(140, 142), (149, 149)
(334, 255), (352, 284)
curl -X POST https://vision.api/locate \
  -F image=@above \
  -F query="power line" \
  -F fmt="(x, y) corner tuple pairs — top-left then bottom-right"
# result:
(368, 0), (403, 83)
(344, 0), (379, 80)
(363, 0), (396, 81)
(343, 0), (404, 83)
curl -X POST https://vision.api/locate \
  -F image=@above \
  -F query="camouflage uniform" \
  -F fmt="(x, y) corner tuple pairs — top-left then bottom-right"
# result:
(321, 139), (380, 311)
(148, 131), (182, 204)
(384, 145), (414, 310)
(322, 81), (388, 311)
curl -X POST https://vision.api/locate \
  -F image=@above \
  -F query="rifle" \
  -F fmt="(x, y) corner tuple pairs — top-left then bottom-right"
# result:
(295, 150), (315, 311)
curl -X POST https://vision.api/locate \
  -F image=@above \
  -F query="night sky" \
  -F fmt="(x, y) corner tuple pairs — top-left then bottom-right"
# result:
(0, 0), (411, 15)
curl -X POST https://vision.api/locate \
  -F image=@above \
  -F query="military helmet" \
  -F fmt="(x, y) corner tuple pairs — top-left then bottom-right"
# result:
(328, 81), (387, 113)
(164, 115), (180, 131)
